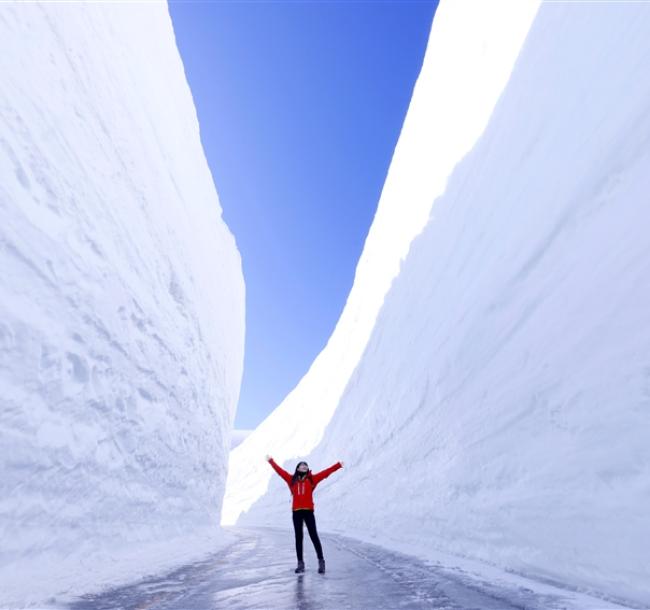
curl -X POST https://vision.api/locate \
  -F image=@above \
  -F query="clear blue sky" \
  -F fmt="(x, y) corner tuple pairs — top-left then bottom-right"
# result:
(169, 1), (438, 430)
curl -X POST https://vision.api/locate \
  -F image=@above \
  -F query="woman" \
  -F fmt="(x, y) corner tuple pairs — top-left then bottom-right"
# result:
(266, 455), (343, 574)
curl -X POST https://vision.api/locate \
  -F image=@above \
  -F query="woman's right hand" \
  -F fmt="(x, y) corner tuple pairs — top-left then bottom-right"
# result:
(265, 454), (272, 462)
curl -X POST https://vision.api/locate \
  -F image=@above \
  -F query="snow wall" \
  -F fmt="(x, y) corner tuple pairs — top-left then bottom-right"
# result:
(0, 3), (244, 606)
(226, 1), (650, 606)
(223, 0), (540, 522)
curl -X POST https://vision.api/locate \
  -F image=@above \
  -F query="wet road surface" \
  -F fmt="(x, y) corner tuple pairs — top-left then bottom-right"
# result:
(65, 527), (613, 610)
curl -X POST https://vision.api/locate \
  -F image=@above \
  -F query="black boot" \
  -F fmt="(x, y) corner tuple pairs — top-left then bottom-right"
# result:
(295, 560), (305, 573)
(318, 558), (326, 574)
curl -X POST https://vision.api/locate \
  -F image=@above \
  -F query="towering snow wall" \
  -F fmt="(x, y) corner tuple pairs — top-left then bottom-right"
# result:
(233, 1), (650, 606)
(223, 0), (540, 525)
(0, 3), (244, 605)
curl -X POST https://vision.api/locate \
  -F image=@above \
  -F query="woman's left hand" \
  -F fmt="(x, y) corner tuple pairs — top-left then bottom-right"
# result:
(340, 461), (345, 467)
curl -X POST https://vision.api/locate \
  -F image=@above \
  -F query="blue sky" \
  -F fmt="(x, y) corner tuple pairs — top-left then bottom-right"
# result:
(169, 1), (438, 430)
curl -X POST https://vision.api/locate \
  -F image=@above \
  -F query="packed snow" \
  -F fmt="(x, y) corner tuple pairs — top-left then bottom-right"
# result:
(0, 3), (244, 607)
(227, 0), (650, 607)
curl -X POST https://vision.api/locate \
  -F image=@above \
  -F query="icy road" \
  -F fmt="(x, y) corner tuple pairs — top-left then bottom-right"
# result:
(64, 527), (629, 610)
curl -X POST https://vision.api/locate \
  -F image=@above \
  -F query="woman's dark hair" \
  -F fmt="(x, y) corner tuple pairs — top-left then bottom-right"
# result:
(291, 461), (313, 487)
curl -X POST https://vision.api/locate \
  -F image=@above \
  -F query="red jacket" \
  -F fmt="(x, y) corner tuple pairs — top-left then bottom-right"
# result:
(268, 458), (342, 511)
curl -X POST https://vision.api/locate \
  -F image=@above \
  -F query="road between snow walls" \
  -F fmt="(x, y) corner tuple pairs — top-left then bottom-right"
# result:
(2, 0), (650, 608)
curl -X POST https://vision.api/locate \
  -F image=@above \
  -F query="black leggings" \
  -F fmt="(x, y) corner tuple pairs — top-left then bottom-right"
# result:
(292, 509), (324, 561)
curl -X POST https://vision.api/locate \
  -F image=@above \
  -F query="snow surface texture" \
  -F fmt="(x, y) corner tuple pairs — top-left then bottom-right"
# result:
(0, 3), (244, 606)
(223, 0), (540, 523)
(230, 1), (650, 607)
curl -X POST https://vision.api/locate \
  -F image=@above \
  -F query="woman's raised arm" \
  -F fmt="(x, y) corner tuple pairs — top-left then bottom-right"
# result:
(312, 461), (343, 486)
(267, 456), (292, 484)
